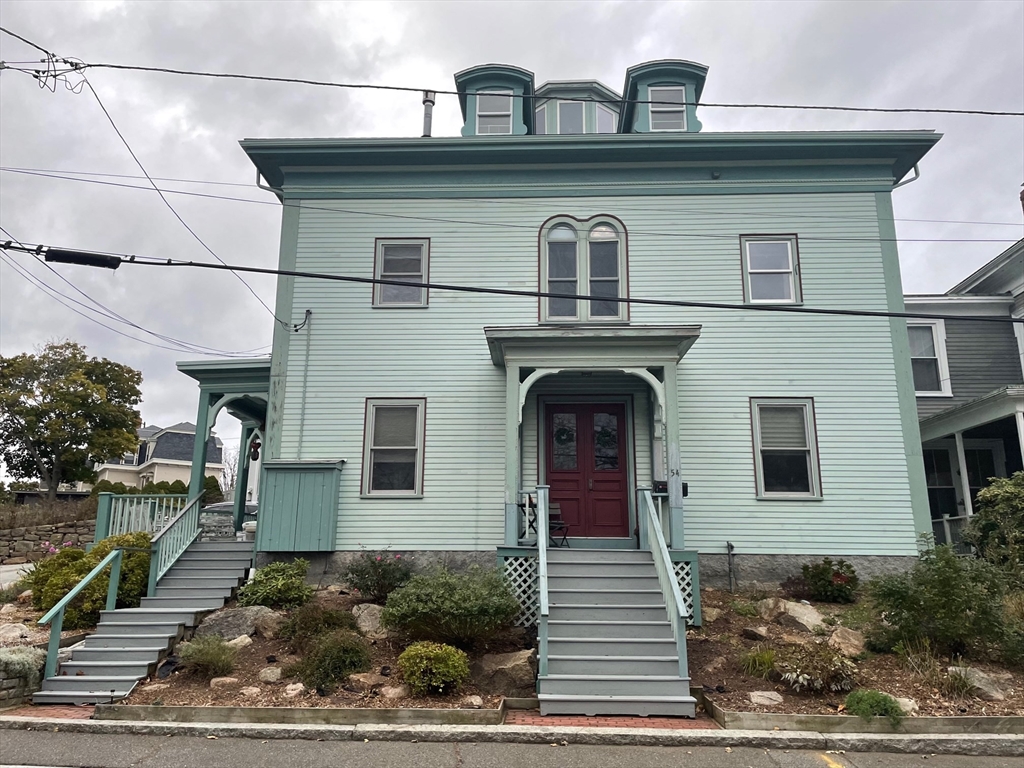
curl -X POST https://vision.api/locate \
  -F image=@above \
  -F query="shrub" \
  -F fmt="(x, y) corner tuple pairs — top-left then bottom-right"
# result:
(802, 558), (859, 604)
(203, 475), (225, 504)
(730, 600), (759, 618)
(868, 544), (1007, 657)
(237, 558), (313, 609)
(963, 471), (1024, 590)
(780, 574), (812, 601)
(398, 641), (470, 696)
(382, 566), (519, 648)
(280, 603), (358, 653)
(893, 638), (980, 698)
(741, 644), (776, 680)
(178, 635), (236, 679)
(24, 532), (151, 630)
(845, 689), (904, 728)
(344, 549), (412, 604)
(285, 630), (371, 693)
(0, 647), (46, 689)
(774, 643), (857, 693)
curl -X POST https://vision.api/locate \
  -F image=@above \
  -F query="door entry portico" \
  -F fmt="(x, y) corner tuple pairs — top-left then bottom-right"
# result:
(546, 403), (630, 537)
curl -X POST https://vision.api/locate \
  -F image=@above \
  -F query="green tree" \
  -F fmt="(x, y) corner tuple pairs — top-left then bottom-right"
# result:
(0, 341), (142, 500)
(203, 475), (225, 503)
(964, 471), (1024, 590)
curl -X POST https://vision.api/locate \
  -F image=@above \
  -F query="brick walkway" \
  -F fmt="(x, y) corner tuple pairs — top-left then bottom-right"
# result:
(3, 705), (94, 720)
(504, 709), (718, 729)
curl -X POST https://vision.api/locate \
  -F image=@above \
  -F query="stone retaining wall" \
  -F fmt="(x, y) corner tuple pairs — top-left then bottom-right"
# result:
(0, 648), (45, 709)
(0, 521), (96, 565)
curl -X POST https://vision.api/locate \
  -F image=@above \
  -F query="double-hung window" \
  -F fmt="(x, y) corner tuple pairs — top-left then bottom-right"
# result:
(907, 320), (951, 395)
(362, 399), (425, 497)
(541, 219), (627, 322)
(649, 86), (686, 131)
(741, 236), (801, 304)
(751, 398), (821, 499)
(476, 91), (512, 135)
(373, 239), (428, 307)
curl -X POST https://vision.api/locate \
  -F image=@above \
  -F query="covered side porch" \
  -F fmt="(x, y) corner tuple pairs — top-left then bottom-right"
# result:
(919, 385), (1024, 552)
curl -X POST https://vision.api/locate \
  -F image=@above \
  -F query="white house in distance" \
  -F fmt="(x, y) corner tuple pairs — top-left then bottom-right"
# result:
(93, 422), (224, 489)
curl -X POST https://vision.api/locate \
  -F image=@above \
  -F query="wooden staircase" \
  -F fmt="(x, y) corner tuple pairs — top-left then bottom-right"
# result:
(32, 540), (253, 705)
(538, 548), (697, 717)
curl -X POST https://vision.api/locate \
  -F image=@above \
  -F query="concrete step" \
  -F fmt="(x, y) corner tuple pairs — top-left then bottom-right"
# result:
(538, 694), (698, 717)
(93, 620), (184, 637)
(85, 633), (178, 648)
(537, 674), (691, 697)
(547, 574), (661, 591)
(548, 562), (656, 578)
(549, 589), (664, 606)
(99, 608), (200, 626)
(187, 541), (254, 552)
(162, 566), (247, 580)
(547, 604), (669, 622)
(153, 586), (235, 600)
(547, 637), (678, 656)
(72, 646), (169, 662)
(41, 675), (139, 693)
(32, 690), (136, 706)
(58, 660), (155, 678)
(157, 576), (242, 590)
(547, 655), (680, 676)
(139, 595), (225, 611)
(548, 620), (673, 639)
(176, 551), (253, 565)
(547, 549), (652, 563)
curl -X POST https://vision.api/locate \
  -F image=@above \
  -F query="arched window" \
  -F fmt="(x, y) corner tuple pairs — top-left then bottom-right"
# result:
(541, 218), (627, 322)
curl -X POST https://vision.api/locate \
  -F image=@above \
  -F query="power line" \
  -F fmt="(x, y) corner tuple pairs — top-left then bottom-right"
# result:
(8, 240), (1021, 325)
(4, 166), (1023, 229)
(1, 26), (1021, 117)
(2, 168), (1018, 245)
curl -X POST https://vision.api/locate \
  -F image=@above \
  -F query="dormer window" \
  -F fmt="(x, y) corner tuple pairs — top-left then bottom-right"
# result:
(649, 86), (687, 131)
(476, 91), (513, 135)
(557, 101), (585, 134)
(597, 105), (616, 133)
(535, 105), (547, 134)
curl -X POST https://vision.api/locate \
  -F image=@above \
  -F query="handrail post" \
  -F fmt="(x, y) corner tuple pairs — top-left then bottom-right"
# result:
(105, 550), (122, 611)
(44, 608), (63, 679)
(93, 492), (113, 548)
(147, 538), (160, 597)
(637, 487), (651, 550)
(536, 484), (550, 680)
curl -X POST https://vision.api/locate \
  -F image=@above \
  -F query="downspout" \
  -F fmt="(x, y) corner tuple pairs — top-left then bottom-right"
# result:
(296, 310), (312, 459)
(891, 164), (920, 190)
(256, 169), (284, 201)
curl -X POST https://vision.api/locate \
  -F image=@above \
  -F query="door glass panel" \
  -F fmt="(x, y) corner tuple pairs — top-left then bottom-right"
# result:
(593, 412), (619, 471)
(965, 448), (996, 501)
(923, 449), (958, 521)
(551, 413), (578, 470)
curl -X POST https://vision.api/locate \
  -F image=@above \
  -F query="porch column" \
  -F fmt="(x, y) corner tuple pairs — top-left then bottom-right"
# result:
(189, 390), (215, 500)
(504, 362), (522, 546)
(662, 363), (685, 548)
(953, 431), (973, 518)
(232, 423), (256, 533)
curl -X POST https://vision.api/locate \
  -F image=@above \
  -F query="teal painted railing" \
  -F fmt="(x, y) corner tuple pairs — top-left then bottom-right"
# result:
(638, 487), (690, 679)
(536, 485), (550, 679)
(147, 493), (205, 596)
(37, 549), (124, 679)
(95, 492), (190, 541)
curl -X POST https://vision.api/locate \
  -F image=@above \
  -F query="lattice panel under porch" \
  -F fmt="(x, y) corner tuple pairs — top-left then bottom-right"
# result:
(673, 560), (695, 621)
(500, 555), (539, 627)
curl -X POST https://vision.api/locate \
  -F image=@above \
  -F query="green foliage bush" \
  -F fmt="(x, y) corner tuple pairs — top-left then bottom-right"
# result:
(801, 558), (859, 603)
(740, 644), (776, 680)
(964, 471), (1024, 590)
(237, 558), (313, 609)
(24, 531), (151, 629)
(203, 475), (225, 504)
(867, 544), (1007, 658)
(280, 602), (358, 653)
(0, 647), (46, 689)
(774, 643), (857, 693)
(844, 689), (904, 727)
(285, 630), (371, 693)
(178, 635), (236, 679)
(168, 479), (188, 494)
(344, 549), (412, 604)
(730, 600), (759, 618)
(397, 641), (470, 696)
(381, 566), (519, 648)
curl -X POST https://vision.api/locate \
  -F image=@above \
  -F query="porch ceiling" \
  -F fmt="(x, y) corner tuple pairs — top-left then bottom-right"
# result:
(919, 385), (1024, 442)
(483, 324), (701, 367)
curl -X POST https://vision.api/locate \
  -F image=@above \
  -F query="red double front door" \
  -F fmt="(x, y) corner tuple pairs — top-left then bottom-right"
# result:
(545, 402), (630, 538)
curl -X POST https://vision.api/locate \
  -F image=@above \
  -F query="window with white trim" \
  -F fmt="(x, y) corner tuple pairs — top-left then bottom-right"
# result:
(557, 101), (584, 134)
(373, 240), (428, 307)
(741, 236), (801, 304)
(476, 91), (512, 135)
(362, 399), (425, 496)
(534, 105), (547, 134)
(907, 320), (952, 396)
(649, 86), (686, 131)
(541, 219), (627, 322)
(751, 399), (821, 499)
(596, 104), (617, 133)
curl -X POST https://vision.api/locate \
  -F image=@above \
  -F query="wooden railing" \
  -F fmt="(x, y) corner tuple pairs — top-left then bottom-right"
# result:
(147, 493), (205, 596)
(535, 485), (550, 678)
(37, 549), (124, 679)
(96, 493), (189, 540)
(638, 487), (690, 679)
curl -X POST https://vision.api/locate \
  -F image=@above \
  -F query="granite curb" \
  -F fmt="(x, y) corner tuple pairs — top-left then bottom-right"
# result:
(0, 716), (1021, 755)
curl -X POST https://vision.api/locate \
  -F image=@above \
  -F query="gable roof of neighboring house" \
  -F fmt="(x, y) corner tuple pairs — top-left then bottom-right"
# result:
(947, 238), (1024, 297)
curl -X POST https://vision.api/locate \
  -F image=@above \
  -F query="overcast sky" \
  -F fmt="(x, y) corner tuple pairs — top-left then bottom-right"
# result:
(1, 0), (1022, 447)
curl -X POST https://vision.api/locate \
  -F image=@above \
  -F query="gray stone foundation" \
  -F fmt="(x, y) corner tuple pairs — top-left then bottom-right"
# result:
(698, 553), (919, 590)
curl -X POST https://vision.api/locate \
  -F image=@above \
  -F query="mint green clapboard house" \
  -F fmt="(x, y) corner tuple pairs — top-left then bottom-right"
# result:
(165, 60), (941, 717)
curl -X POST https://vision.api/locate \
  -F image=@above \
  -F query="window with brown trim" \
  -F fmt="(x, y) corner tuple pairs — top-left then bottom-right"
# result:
(362, 399), (425, 497)
(373, 239), (429, 307)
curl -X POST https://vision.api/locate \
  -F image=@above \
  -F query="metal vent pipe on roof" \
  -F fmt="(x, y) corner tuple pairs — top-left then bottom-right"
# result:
(422, 91), (436, 137)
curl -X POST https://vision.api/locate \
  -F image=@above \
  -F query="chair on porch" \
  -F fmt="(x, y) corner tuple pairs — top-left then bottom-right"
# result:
(519, 495), (570, 548)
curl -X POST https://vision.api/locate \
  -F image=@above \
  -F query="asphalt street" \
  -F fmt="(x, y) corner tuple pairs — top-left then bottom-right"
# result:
(0, 732), (1018, 768)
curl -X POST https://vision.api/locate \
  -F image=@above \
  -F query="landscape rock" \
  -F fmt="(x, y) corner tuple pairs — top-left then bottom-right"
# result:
(347, 671), (388, 692)
(324, 585), (344, 594)
(352, 603), (387, 639)
(756, 597), (824, 633)
(894, 696), (919, 715)
(253, 611), (286, 640)
(949, 666), (1007, 701)
(703, 655), (727, 674)
(0, 604), (18, 615)
(470, 649), (536, 696)
(0, 623), (30, 642)
(240, 686), (262, 697)
(780, 633), (813, 646)
(258, 666), (282, 683)
(827, 627), (866, 658)
(702, 607), (723, 623)
(17, 590), (32, 604)
(225, 634), (253, 650)
(145, 683), (170, 692)
(284, 682), (305, 697)
(749, 690), (784, 706)
(461, 694), (484, 709)
(756, 598), (787, 622)
(195, 606), (275, 639)
(742, 626), (770, 642)
(210, 677), (239, 689)
(380, 684), (410, 700)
